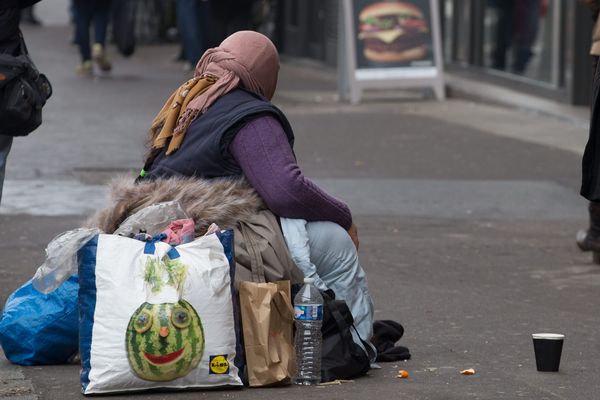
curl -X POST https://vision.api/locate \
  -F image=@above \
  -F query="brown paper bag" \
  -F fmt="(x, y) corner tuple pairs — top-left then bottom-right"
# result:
(239, 280), (296, 387)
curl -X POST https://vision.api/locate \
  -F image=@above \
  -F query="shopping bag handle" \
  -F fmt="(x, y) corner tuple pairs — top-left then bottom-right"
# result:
(271, 290), (294, 322)
(239, 221), (266, 283)
(266, 290), (294, 365)
(143, 233), (169, 255)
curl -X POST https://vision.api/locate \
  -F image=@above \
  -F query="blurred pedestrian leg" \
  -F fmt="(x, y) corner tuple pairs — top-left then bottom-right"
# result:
(0, 6), (21, 204)
(511, 0), (540, 73)
(176, 0), (210, 69)
(111, 0), (137, 57)
(73, 0), (112, 75)
(0, 135), (13, 203)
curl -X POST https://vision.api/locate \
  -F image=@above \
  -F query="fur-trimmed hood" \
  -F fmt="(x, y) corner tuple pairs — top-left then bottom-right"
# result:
(85, 176), (266, 235)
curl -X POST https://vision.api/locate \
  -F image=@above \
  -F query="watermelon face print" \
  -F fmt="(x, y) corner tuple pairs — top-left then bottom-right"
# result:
(126, 252), (204, 381)
(126, 300), (205, 381)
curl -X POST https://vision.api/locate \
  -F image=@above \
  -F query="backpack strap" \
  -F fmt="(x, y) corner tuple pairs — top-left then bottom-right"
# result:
(17, 30), (29, 56)
(323, 291), (377, 362)
(326, 297), (369, 359)
(351, 325), (377, 362)
(238, 221), (266, 283)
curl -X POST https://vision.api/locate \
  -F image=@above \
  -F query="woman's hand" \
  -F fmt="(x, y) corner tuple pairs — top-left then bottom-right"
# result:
(347, 223), (359, 250)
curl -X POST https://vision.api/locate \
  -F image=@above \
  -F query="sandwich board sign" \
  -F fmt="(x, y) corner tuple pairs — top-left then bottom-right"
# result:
(338, 0), (445, 103)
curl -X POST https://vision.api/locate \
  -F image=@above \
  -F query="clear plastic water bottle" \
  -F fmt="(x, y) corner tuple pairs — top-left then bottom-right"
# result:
(293, 277), (323, 385)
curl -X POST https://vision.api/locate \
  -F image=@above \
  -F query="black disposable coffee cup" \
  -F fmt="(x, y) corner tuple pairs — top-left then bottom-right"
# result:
(532, 333), (564, 372)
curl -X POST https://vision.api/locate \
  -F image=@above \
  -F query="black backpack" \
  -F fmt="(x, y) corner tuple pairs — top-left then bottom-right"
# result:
(0, 31), (52, 137)
(320, 289), (373, 382)
(291, 285), (372, 382)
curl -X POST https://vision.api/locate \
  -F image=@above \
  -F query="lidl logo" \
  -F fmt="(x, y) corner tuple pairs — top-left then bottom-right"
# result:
(209, 355), (229, 374)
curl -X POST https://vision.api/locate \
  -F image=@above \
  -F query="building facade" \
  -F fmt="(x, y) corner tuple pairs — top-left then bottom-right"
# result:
(277, 0), (594, 105)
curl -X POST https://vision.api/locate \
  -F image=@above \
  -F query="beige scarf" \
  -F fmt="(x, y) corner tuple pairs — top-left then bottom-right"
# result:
(149, 31), (280, 155)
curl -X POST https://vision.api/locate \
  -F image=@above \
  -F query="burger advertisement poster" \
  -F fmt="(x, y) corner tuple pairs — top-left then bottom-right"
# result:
(355, 0), (435, 69)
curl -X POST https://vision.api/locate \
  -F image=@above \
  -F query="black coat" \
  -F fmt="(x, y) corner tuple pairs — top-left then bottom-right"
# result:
(582, 7), (600, 201)
(0, 0), (40, 55)
(582, 59), (600, 201)
(0, 0), (40, 11)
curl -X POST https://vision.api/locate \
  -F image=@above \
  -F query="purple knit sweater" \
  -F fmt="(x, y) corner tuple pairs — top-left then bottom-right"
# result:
(229, 115), (352, 230)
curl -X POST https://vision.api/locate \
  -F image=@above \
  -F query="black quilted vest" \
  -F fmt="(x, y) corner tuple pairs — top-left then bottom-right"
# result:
(145, 88), (294, 180)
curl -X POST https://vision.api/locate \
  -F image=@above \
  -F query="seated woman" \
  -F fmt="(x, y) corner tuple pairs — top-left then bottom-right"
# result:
(90, 30), (374, 356)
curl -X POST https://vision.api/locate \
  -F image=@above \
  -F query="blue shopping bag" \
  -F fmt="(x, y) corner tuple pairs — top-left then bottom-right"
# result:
(0, 275), (79, 365)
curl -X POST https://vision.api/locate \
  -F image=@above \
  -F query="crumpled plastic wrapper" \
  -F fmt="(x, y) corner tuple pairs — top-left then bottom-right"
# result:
(32, 227), (101, 294)
(114, 201), (189, 237)
(32, 201), (191, 294)
(460, 368), (476, 375)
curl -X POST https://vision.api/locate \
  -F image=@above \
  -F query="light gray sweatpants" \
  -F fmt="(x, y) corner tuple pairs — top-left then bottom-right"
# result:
(281, 218), (376, 360)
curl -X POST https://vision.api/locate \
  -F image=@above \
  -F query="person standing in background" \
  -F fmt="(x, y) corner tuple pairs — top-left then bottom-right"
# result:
(491, 0), (545, 74)
(0, 0), (42, 203)
(176, 0), (211, 71)
(577, 0), (600, 263)
(72, 0), (112, 76)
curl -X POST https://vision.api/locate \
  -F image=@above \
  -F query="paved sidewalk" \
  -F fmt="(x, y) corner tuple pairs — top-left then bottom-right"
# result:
(0, 20), (596, 400)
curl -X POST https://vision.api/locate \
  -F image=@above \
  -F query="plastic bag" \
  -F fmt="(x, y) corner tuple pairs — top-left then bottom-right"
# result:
(32, 227), (101, 294)
(32, 201), (189, 294)
(0, 275), (79, 365)
(113, 201), (189, 237)
(111, 0), (137, 57)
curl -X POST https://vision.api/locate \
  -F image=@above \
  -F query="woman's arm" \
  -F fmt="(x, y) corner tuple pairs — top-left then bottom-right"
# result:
(229, 115), (353, 231)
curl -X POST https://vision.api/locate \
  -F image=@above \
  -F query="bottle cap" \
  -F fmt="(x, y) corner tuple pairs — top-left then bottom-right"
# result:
(303, 277), (315, 284)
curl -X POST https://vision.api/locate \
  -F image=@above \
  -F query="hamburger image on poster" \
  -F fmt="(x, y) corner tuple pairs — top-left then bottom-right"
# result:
(357, 1), (430, 64)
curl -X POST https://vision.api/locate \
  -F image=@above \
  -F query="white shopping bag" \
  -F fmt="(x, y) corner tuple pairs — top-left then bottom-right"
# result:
(78, 233), (242, 395)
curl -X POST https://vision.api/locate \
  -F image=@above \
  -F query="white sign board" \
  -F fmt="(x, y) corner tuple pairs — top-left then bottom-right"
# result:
(338, 0), (445, 103)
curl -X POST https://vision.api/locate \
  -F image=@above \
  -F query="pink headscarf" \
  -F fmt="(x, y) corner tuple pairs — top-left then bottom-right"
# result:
(174, 31), (280, 136)
(150, 31), (280, 155)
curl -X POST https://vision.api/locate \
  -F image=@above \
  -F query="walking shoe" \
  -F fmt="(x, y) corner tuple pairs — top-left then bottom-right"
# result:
(577, 202), (600, 250)
(576, 201), (600, 264)
(76, 60), (93, 77)
(92, 43), (112, 72)
(576, 230), (600, 264)
(576, 230), (600, 251)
